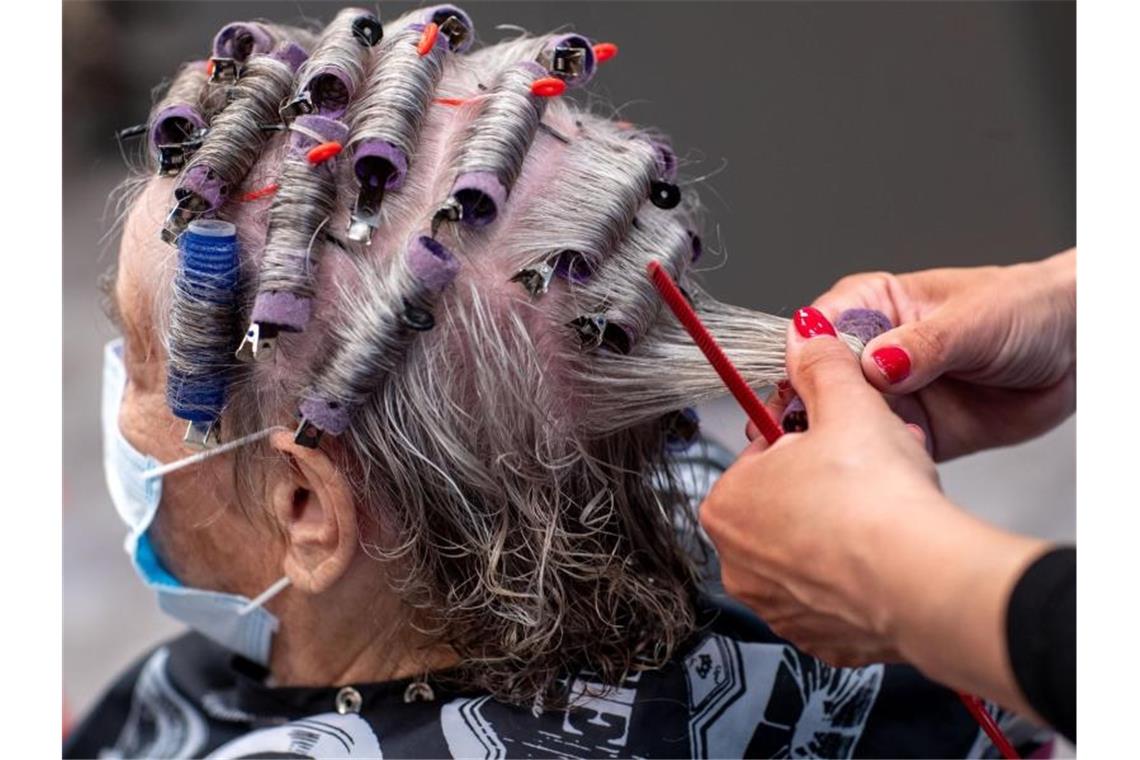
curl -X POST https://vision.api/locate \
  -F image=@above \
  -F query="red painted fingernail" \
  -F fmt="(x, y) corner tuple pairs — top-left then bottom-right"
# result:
(871, 346), (911, 384)
(793, 307), (836, 339)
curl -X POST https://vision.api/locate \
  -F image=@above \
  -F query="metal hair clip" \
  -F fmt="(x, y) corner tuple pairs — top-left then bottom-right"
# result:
(400, 299), (436, 331)
(348, 184), (384, 244)
(278, 91), (315, 123)
(234, 322), (280, 363)
(183, 420), (221, 450)
(430, 197), (463, 237)
(437, 15), (470, 51)
(569, 314), (633, 354)
(510, 255), (558, 297)
(547, 45), (587, 79)
(161, 193), (211, 244)
(156, 134), (205, 176)
(209, 57), (241, 84)
(352, 14), (384, 47)
(293, 418), (323, 449)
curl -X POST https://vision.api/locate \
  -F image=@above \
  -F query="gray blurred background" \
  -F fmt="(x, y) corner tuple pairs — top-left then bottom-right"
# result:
(63, 0), (1075, 726)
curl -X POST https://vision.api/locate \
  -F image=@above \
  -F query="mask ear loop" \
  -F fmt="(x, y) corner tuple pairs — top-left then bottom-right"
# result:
(138, 424), (296, 616)
(141, 425), (289, 480)
(239, 575), (292, 615)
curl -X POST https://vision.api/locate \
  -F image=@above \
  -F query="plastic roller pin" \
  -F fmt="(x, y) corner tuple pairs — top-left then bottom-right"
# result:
(352, 14), (383, 47)
(650, 180), (681, 209)
(183, 420), (221, 450)
(279, 90), (314, 123)
(234, 322), (280, 363)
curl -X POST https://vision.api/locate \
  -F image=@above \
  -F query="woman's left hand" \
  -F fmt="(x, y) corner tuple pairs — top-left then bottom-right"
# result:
(699, 307), (1044, 674)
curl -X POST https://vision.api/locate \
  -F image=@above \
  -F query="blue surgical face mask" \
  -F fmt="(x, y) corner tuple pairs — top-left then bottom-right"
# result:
(101, 338), (289, 666)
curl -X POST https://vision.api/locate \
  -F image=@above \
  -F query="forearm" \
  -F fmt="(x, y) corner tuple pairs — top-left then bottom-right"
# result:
(861, 496), (1050, 719)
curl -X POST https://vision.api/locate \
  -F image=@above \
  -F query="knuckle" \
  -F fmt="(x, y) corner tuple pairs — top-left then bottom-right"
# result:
(909, 321), (948, 365)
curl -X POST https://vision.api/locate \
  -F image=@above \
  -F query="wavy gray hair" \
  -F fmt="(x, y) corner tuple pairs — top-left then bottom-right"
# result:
(125, 5), (864, 706)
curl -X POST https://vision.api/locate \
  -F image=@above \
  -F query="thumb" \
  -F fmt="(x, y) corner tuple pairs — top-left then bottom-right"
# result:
(787, 307), (887, 427)
(860, 311), (966, 394)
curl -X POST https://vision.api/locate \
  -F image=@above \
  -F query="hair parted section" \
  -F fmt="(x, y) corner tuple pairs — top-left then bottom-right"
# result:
(126, 4), (870, 707)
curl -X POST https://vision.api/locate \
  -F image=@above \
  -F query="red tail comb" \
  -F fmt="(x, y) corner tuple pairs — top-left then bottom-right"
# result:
(646, 261), (784, 445)
(646, 260), (1021, 759)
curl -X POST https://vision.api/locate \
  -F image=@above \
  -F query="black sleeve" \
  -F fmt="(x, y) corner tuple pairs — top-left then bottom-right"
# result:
(1006, 545), (1075, 743)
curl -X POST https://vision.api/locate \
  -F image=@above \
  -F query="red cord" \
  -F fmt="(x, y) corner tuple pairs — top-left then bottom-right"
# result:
(307, 141), (343, 165)
(647, 260), (1022, 759)
(530, 76), (567, 98)
(960, 693), (1020, 758)
(240, 183), (278, 202)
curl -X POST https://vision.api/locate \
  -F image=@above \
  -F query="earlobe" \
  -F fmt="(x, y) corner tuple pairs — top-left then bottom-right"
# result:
(267, 431), (358, 595)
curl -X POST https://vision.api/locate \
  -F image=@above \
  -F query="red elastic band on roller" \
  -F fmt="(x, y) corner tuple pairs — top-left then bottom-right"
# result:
(307, 141), (343, 165)
(240, 183), (279, 202)
(435, 97), (467, 106)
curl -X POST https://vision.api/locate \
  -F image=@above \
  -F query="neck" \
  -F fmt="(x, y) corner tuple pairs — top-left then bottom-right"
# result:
(264, 555), (458, 686)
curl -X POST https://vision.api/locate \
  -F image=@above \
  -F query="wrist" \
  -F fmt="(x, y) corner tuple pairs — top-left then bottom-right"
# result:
(872, 499), (1049, 711)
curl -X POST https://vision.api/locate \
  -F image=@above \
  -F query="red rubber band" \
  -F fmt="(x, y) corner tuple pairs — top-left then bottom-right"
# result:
(241, 183), (279, 202)
(434, 97), (467, 106)
(593, 42), (618, 63)
(307, 141), (343, 165)
(530, 76), (566, 98)
(417, 22), (439, 56)
(205, 59), (215, 76)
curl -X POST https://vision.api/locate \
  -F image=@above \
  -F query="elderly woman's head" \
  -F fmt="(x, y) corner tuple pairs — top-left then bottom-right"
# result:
(105, 5), (811, 707)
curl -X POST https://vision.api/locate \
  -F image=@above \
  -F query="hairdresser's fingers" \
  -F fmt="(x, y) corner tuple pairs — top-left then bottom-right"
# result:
(811, 272), (907, 325)
(858, 308), (981, 394)
(905, 423), (927, 448)
(785, 308), (890, 427)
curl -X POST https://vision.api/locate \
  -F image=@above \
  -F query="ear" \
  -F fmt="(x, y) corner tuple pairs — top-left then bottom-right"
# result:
(267, 430), (358, 595)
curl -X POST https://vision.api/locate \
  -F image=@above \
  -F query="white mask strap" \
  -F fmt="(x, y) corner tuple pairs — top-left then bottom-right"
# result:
(239, 575), (292, 615)
(142, 426), (288, 481)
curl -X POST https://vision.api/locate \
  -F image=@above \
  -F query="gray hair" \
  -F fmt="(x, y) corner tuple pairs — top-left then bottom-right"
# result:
(131, 5), (865, 706)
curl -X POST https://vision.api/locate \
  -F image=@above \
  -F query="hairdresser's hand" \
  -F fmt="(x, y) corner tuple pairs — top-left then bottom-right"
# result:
(808, 249), (1076, 460)
(702, 309), (1048, 714)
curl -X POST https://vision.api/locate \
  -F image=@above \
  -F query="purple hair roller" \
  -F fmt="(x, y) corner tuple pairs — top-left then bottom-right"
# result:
(213, 22), (275, 61)
(150, 104), (206, 147)
(407, 235), (461, 292)
(288, 114), (350, 158)
(541, 34), (597, 87)
(780, 308), (893, 433)
(177, 165), (229, 215)
(424, 5), (474, 52)
(297, 397), (352, 439)
(346, 140), (410, 243)
(210, 22), (275, 82)
(447, 171), (508, 229)
(150, 104), (208, 175)
(301, 65), (356, 119)
(271, 41), (310, 74)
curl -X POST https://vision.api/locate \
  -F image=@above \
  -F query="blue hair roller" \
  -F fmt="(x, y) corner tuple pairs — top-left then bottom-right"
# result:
(165, 219), (240, 448)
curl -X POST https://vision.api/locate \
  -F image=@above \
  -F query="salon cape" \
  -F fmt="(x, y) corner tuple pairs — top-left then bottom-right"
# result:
(66, 443), (1051, 760)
